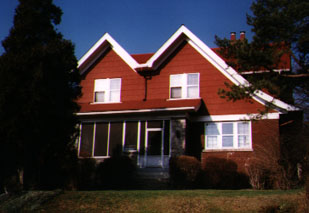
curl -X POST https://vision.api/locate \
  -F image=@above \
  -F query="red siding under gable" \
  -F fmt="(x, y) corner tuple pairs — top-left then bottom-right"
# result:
(78, 49), (145, 105)
(78, 41), (273, 115)
(146, 42), (269, 115)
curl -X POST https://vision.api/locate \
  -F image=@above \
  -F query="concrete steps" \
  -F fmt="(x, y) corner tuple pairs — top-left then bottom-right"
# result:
(135, 168), (170, 189)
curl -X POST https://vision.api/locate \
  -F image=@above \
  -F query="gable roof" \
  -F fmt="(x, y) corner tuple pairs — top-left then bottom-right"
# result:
(77, 25), (299, 113)
(78, 33), (140, 73)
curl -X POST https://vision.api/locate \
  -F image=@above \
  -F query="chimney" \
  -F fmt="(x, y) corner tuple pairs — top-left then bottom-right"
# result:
(240, 31), (246, 40)
(230, 32), (236, 41)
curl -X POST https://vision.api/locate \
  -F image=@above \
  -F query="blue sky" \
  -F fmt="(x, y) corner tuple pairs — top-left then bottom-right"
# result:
(0, 0), (254, 60)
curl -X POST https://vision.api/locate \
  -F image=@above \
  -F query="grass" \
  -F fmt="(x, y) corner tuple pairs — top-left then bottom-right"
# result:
(1, 189), (306, 212)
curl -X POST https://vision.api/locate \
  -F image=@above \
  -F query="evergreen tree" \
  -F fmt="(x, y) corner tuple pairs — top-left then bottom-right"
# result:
(0, 0), (81, 191)
(215, 0), (309, 118)
(215, 0), (308, 188)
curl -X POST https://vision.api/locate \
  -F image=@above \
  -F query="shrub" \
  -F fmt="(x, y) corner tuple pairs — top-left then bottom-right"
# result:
(202, 157), (250, 189)
(76, 158), (97, 190)
(245, 142), (291, 189)
(95, 155), (137, 189)
(305, 173), (309, 211)
(169, 155), (201, 189)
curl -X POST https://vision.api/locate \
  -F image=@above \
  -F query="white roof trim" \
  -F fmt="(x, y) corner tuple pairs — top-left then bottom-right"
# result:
(78, 33), (140, 74)
(77, 106), (195, 116)
(241, 69), (290, 75)
(191, 113), (280, 122)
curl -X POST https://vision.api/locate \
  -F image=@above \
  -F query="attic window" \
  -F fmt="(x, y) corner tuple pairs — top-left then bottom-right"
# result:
(94, 78), (121, 103)
(170, 73), (199, 99)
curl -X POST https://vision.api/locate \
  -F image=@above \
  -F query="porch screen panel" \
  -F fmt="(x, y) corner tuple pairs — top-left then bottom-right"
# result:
(94, 122), (108, 156)
(124, 121), (138, 150)
(79, 123), (94, 157)
(164, 120), (170, 155)
(109, 122), (123, 156)
(139, 121), (145, 155)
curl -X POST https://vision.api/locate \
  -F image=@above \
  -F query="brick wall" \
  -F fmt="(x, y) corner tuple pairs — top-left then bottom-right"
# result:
(200, 119), (280, 174)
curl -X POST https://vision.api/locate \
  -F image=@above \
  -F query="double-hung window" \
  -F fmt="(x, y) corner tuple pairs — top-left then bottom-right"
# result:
(94, 78), (121, 103)
(205, 121), (251, 150)
(170, 73), (199, 99)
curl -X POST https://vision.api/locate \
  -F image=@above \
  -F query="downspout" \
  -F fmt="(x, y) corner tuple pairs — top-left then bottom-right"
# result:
(143, 75), (152, 101)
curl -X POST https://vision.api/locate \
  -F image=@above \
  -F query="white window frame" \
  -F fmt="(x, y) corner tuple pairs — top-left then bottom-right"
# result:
(204, 121), (252, 151)
(169, 73), (200, 99)
(94, 78), (121, 103)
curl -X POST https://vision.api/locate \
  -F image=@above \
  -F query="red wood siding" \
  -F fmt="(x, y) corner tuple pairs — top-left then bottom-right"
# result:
(146, 42), (267, 115)
(78, 41), (272, 116)
(78, 49), (145, 105)
(201, 119), (280, 173)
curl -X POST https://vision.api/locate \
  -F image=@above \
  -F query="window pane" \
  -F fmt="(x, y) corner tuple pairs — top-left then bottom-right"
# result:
(238, 122), (249, 134)
(187, 86), (198, 98)
(170, 74), (182, 86)
(110, 78), (121, 90)
(187, 74), (198, 85)
(79, 123), (94, 157)
(223, 136), (233, 147)
(171, 87), (182, 98)
(110, 90), (120, 102)
(94, 79), (108, 91)
(238, 136), (250, 147)
(109, 122), (123, 157)
(94, 123), (108, 156)
(95, 91), (105, 102)
(222, 123), (233, 134)
(205, 123), (219, 135)
(124, 121), (138, 150)
(207, 136), (217, 148)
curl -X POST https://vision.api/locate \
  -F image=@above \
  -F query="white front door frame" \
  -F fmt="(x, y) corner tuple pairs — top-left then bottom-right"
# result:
(144, 121), (165, 168)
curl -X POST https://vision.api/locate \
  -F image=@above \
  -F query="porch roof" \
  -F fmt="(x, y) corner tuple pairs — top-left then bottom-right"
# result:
(77, 99), (201, 116)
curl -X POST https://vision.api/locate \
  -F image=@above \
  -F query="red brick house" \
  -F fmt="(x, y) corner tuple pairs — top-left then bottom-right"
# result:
(76, 25), (299, 172)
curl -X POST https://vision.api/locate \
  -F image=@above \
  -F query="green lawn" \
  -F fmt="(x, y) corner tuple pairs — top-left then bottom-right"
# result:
(1, 189), (306, 212)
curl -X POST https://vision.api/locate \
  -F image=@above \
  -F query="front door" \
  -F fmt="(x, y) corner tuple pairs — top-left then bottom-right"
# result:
(146, 130), (163, 167)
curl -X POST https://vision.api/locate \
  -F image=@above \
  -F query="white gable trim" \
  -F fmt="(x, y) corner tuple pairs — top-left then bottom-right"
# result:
(191, 113), (280, 122)
(78, 33), (140, 74)
(146, 26), (187, 69)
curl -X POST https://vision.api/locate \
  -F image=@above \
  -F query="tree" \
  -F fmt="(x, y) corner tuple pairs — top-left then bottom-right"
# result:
(0, 0), (81, 191)
(215, 0), (309, 118)
(215, 0), (308, 188)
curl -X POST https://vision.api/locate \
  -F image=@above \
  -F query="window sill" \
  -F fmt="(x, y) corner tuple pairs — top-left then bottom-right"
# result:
(78, 156), (110, 159)
(167, 97), (201, 101)
(90, 101), (122, 105)
(203, 148), (253, 152)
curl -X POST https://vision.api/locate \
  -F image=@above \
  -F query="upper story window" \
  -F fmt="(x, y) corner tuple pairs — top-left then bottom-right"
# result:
(205, 121), (251, 150)
(169, 73), (199, 99)
(94, 78), (121, 103)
